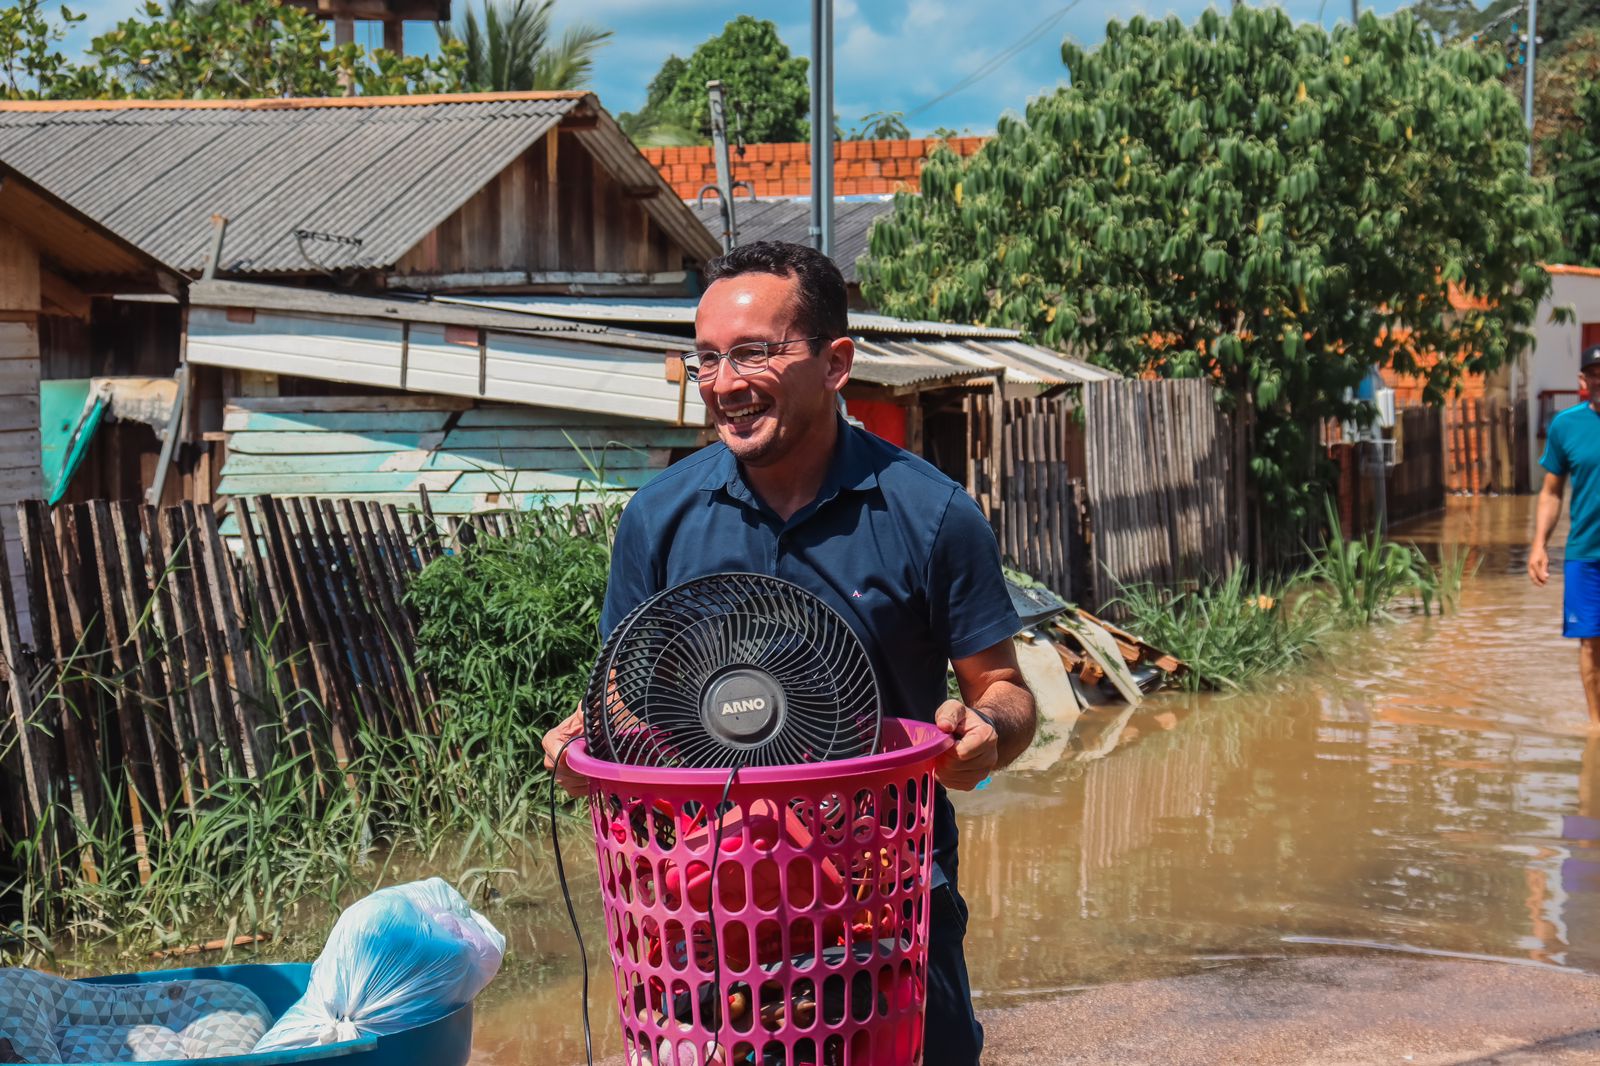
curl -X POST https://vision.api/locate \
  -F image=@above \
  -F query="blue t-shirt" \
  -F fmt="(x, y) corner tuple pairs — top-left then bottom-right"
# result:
(1541, 403), (1600, 562)
(601, 417), (1022, 886)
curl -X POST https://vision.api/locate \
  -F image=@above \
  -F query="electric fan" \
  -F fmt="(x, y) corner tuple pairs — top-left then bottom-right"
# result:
(565, 573), (950, 1066)
(582, 572), (882, 769)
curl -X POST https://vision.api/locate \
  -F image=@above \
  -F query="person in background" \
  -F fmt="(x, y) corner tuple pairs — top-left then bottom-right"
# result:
(543, 241), (1037, 1065)
(1530, 343), (1600, 730)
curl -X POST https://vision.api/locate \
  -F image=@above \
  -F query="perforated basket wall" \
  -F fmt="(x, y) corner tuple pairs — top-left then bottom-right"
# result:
(566, 718), (949, 1066)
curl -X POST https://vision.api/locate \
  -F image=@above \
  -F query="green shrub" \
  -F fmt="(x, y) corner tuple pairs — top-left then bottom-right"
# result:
(405, 505), (613, 737)
(1115, 568), (1330, 691)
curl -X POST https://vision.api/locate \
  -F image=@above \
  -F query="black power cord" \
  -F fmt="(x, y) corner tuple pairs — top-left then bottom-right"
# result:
(703, 766), (740, 1066)
(552, 738), (743, 1066)
(550, 735), (594, 1066)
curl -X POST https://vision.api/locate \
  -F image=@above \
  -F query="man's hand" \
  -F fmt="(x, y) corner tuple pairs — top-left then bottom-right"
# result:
(1531, 472), (1565, 589)
(933, 700), (999, 791)
(541, 707), (589, 798)
(1530, 544), (1552, 587)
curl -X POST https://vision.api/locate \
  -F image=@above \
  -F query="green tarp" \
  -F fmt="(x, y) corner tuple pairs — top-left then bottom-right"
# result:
(39, 379), (105, 506)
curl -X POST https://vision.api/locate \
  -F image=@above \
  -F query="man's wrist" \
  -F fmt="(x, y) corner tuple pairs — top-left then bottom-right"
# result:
(968, 706), (997, 730)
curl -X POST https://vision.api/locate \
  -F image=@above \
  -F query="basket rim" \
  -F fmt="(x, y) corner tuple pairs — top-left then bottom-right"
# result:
(565, 716), (951, 788)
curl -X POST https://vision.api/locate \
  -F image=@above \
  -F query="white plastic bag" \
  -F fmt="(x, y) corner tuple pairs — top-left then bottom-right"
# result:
(254, 878), (505, 1051)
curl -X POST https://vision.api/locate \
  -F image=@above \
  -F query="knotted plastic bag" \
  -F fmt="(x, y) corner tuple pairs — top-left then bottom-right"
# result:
(253, 878), (504, 1051)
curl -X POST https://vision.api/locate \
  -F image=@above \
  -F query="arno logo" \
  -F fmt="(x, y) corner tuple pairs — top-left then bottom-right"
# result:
(720, 697), (767, 716)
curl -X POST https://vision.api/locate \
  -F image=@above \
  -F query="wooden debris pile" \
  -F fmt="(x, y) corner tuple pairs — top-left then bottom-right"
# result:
(1047, 608), (1185, 703)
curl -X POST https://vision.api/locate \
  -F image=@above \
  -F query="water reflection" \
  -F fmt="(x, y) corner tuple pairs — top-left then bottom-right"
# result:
(474, 497), (1600, 1058)
(957, 496), (1598, 1003)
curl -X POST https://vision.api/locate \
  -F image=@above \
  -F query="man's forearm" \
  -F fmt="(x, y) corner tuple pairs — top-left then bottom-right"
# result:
(975, 680), (1036, 768)
(1534, 488), (1564, 550)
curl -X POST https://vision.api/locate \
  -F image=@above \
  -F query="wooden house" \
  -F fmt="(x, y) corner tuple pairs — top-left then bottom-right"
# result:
(0, 92), (726, 514)
(0, 91), (1116, 553)
(0, 162), (181, 624)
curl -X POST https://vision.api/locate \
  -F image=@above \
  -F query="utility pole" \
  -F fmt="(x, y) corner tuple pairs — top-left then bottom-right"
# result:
(706, 81), (739, 253)
(1351, 0), (1359, 23)
(1524, 0), (1539, 171)
(808, 0), (835, 257)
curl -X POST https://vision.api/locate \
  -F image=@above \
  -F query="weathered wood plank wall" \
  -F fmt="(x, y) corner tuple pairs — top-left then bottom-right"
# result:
(391, 130), (682, 279)
(216, 396), (705, 527)
(1082, 379), (1238, 610)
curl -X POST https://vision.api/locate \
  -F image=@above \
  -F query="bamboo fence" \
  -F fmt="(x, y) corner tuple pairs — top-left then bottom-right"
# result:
(0, 495), (463, 885)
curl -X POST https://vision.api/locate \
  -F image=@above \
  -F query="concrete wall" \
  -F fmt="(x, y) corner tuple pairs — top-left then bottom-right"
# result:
(1517, 270), (1600, 487)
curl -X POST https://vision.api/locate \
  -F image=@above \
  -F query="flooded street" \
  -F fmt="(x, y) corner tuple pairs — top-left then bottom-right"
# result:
(471, 496), (1600, 1063)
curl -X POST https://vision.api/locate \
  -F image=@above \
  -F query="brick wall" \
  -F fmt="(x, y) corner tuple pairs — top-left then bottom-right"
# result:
(643, 136), (987, 200)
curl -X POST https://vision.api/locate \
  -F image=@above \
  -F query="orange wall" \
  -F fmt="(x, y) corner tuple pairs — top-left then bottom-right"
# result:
(643, 137), (987, 200)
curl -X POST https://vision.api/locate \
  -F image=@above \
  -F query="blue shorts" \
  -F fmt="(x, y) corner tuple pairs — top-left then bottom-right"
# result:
(1565, 559), (1600, 639)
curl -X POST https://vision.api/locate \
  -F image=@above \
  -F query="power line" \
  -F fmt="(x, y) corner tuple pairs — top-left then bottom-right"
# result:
(904, 0), (1086, 119)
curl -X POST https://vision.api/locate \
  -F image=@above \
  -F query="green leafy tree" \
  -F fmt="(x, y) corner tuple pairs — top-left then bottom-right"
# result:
(437, 0), (610, 92)
(0, 1), (84, 99)
(862, 8), (1560, 548)
(1547, 78), (1600, 264)
(4, 0), (465, 99)
(625, 16), (809, 145)
(619, 55), (700, 145)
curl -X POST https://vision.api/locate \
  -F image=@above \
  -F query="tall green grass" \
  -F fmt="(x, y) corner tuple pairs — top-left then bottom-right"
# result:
(1116, 569), (1330, 691)
(2, 503), (614, 968)
(1308, 500), (1441, 623)
(1118, 499), (1475, 692)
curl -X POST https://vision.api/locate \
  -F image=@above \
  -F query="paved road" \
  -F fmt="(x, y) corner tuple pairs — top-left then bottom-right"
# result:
(979, 956), (1600, 1065)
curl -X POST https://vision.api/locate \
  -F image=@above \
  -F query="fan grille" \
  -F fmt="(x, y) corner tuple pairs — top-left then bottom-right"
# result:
(584, 573), (880, 768)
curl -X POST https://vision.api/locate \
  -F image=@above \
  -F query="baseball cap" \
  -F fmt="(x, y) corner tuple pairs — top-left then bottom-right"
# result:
(1583, 344), (1600, 371)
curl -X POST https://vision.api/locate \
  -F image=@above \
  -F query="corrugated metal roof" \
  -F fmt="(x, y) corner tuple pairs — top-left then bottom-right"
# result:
(0, 96), (585, 274)
(433, 294), (1117, 387)
(434, 293), (1027, 339)
(692, 197), (896, 283)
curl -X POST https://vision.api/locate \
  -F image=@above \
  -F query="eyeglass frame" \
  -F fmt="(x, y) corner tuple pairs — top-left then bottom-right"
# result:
(682, 336), (824, 381)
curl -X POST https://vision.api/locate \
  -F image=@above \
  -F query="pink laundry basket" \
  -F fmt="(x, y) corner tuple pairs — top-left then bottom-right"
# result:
(566, 717), (951, 1066)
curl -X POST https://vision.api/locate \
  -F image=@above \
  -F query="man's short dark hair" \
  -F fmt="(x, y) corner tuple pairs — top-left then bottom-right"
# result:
(703, 241), (849, 351)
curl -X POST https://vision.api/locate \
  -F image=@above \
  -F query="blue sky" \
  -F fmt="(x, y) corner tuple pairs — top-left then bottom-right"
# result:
(59, 0), (1408, 137)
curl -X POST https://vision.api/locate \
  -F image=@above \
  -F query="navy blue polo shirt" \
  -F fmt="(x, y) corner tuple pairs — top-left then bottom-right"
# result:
(600, 416), (1021, 886)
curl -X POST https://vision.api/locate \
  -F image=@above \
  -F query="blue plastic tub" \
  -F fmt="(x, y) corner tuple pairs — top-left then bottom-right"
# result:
(76, 962), (474, 1066)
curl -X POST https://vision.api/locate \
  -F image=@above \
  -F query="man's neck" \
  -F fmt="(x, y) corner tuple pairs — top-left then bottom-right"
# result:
(742, 414), (841, 522)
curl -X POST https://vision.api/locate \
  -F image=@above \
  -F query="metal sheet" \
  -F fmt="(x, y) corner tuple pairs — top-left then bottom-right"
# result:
(433, 293), (1114, 386)
(38, 378), (101, 505)
(0, 96), (589, 273)
(690, 197), (895, 282)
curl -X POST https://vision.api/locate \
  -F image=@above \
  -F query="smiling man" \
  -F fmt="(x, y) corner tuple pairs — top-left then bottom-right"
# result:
(542, 241), (1036, 1064)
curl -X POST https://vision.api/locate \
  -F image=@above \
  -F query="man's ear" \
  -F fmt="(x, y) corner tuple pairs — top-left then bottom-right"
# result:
(824, 336), (854, 393)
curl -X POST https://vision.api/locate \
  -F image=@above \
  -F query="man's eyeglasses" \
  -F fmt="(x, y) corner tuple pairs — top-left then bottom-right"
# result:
(682, 337), (821, 381)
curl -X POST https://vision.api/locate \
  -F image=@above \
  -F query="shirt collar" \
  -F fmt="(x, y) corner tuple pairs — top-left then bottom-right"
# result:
(699, 415), (880, 509)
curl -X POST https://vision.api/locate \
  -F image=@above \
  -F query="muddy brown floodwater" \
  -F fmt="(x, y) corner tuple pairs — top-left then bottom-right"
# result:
(468, 497), (1600, 1064)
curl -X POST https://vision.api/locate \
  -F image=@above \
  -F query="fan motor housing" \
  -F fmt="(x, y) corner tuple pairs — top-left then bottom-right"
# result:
(700, 666), (786, 746)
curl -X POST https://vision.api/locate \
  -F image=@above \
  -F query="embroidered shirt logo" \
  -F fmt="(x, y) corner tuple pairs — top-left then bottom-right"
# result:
(851, 590), (862, 598)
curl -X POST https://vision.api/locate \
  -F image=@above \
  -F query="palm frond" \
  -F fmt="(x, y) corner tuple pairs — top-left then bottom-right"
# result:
(437, 0), (607, 92)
